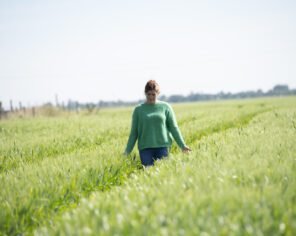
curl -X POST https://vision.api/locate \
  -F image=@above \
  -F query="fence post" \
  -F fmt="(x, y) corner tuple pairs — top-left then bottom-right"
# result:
(75, 102), (79, 114)
(32, 107), (36, 117)
(10, 100), (14, 112)
(55, 94), (59, 108)
(0, 101), (2, 120)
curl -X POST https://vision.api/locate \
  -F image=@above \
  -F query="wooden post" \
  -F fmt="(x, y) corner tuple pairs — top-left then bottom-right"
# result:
(10, 100), (14, 112)
(75, 102), (79, 114)
(32, 107), (36, 117)
(0, 101), (2, 119)
(55, 94), (59, 108)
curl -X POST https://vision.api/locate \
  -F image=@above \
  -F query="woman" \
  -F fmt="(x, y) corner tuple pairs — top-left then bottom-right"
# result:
(124, 80), (191, 167)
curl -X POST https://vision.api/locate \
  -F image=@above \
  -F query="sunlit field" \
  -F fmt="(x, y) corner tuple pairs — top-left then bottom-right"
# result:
(0, 97), (295, 235)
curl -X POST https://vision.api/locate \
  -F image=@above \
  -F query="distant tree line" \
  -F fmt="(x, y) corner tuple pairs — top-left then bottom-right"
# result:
(62, 84), (296, 110)
(1, 84), (295, 118)
(160, 84), (296, 103)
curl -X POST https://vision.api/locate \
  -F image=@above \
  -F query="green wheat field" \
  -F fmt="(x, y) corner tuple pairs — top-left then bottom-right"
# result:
(0, 97), (295, 236)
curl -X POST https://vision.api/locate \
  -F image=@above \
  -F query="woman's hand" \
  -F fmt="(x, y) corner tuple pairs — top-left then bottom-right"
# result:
(182, 145), (192, 153)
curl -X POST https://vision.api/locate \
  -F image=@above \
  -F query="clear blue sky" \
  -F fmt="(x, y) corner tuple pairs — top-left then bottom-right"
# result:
(0, 0), (296, 109)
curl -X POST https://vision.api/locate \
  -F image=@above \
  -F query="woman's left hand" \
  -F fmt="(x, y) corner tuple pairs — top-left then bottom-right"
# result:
(182, 146), (192, 153)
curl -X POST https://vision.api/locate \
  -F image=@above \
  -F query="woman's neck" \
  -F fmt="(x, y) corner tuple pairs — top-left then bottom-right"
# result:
(145, 99), (158, 104)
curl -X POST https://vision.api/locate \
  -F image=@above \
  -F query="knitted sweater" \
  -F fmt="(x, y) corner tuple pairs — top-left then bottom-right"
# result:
(125, 100), (186, 154)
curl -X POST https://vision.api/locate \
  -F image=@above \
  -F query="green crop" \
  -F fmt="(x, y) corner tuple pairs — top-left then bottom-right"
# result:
(0, 97), (295, 235)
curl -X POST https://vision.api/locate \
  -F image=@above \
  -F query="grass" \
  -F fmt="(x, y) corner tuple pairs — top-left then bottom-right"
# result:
(0, 97), (295, 235)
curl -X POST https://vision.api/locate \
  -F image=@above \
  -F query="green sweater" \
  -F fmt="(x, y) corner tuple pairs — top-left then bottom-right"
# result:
(125, 100), (186, 154)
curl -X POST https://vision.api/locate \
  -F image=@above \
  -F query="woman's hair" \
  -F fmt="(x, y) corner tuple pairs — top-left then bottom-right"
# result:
(144, 80), (160, 94)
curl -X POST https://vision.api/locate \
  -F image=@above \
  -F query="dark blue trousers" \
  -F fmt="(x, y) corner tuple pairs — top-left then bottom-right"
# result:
(139, 147), (168, 167)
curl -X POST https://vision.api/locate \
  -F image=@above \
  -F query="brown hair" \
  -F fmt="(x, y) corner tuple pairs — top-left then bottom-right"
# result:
(144, 80), (160, 94)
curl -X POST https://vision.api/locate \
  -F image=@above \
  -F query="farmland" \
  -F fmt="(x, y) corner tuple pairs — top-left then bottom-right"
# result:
(0, 97), (295, 235)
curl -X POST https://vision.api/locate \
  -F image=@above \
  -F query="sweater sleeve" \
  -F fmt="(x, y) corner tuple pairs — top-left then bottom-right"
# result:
(166, 104), (186, 149)
(125, 107), (138, 154)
